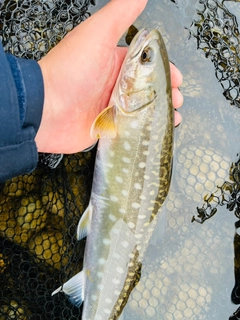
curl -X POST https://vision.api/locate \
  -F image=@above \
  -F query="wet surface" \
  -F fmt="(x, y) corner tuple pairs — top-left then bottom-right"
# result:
(91, 0), (240, 319)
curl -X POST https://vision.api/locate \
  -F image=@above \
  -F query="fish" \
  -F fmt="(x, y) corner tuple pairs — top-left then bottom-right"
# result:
(52, 28), (174, 319)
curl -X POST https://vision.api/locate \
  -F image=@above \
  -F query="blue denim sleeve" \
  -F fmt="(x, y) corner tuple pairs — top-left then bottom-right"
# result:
(0, 41), (44, 182)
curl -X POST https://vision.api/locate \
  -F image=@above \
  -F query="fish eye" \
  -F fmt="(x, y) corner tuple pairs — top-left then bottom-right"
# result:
(141, 47), (153, 63)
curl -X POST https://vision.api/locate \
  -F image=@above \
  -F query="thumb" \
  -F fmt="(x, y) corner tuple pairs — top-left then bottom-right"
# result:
(84, 0), (148, 46)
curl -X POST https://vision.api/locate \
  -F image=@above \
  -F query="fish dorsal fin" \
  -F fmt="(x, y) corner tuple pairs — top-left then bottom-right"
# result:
(90, 105), (117, 139)
(77, 203), (93, 240)
(52, 270), (85, 308)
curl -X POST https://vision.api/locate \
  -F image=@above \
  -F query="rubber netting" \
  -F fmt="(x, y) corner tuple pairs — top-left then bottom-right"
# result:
(0, 1), (96, 319)
(0, 151), (96, 319)
(189, 0), (240, 107)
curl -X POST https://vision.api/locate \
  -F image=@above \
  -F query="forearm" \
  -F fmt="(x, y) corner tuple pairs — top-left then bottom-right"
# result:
(0, 41), (44, 182)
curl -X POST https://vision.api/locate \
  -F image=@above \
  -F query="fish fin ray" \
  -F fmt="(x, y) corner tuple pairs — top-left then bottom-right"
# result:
(52, 271), (85, 308)
(90, 105), (116, 139)
(77, 203), (92, 240)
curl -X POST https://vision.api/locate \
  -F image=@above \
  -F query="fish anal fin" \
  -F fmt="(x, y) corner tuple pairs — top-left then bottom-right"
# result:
(77, 203), (93, 240)
(90, 105), (116, 139)
(52, 271), (85, 308)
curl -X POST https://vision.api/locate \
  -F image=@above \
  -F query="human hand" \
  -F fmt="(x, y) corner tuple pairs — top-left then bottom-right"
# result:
(36, 0), (183, 154)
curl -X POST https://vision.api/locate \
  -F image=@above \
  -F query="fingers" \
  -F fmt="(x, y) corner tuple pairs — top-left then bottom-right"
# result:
(172, 87), (183, 109)
(170, 63), (183, 88)
(174, 110), (182, 127)
(170, 63), (183, 126)
(85, 0), (148, 46)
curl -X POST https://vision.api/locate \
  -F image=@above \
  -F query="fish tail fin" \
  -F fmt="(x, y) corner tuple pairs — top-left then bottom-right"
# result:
(52, 271), (84, 308)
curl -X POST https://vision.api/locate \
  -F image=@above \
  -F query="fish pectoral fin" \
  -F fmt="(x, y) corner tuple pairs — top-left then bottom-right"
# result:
(52, 271), (85, 308)
(90, 105), (117, 139)
(77, 203), (93, 240)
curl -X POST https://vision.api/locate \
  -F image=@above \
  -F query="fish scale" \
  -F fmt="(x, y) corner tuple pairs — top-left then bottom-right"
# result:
(52, 28), (174, 319)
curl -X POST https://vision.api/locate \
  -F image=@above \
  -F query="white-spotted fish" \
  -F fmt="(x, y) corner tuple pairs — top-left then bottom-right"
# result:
(52, 28), (174, 320)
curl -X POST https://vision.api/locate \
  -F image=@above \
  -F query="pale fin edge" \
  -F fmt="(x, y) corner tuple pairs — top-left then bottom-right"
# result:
(52, 271), (84, 308)
(77, 203), (93, 240)
(90, 105), (116, 139)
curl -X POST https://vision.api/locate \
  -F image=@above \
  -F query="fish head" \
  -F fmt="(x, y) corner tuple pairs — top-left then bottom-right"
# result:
(114, 29), (171, 114)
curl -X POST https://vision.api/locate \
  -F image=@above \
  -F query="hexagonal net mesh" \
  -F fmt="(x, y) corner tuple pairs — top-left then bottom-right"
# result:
(0, 151), (96, 319)
(0, 0), (95, 59)
(189, 0), (240, 107)
(0, 1), (96, 318)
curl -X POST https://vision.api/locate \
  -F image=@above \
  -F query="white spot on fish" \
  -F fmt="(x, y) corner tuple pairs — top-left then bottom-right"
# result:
(122, 168), (129, 174)
(112, 278), (120, 285)
(139, 215), (146, 219)
(121, 240), (129, 248)
(143, 150), (149, 156)
(115, 176), (123, 184)
(142, 140), (149, 146)
(98, 284), (104, 290)
(150, 190), (155, 196)
(132, 202), (140, 209)
(119, 208), (126, 214)
(139, 162), (146, 168)
(124, 141), (131, 151)
(134, 183), (141, 190)
(107, 163), (113, 169)
(103, 238), (110, 245)
(97, 272), (103, 278)
(105, 298), (112, 304)
(122, 157), (130, 163)
(113, 228), (120, 235)
(121, 190), (128, 197)
(124, 131), (130, 137)
(113, 252), (120, 259)
(109, 214), (117, 221)
(92, 295), (97, 301)
(146, 125), (152, 131)
(140, 195), (146, 200)
(117, 266), (124, 274)
(110, 195), (119, 202)
(135, 234), (142, 239)
(98, 258), (106, 265)
(104, 309), (111, 315)
(130, 120), (138, 129)
(144, 175), (150, 180)
(109, 150), (115, 157)
(128, 222), (135, 229)
(128, 252), (134, 259)
(114, 290), (120, 295)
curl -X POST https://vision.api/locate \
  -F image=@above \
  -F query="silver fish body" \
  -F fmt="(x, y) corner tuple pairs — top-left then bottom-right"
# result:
(52, 28), (174, 320)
